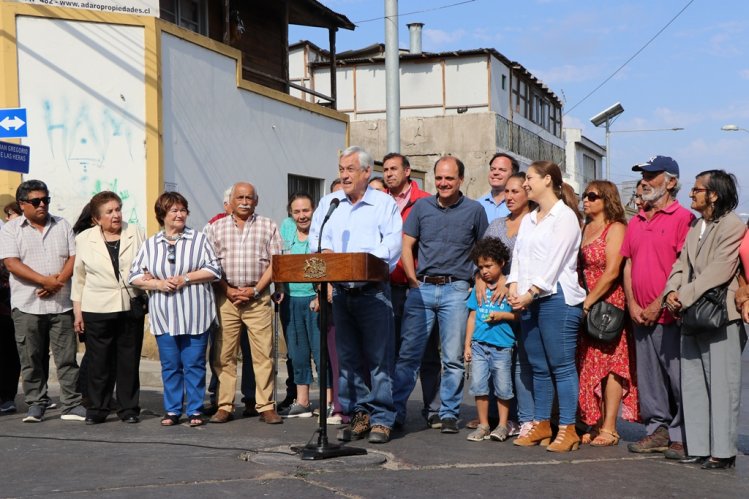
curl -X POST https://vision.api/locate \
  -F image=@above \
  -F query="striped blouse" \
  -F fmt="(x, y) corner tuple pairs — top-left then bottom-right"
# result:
(128, 228), (221, 336)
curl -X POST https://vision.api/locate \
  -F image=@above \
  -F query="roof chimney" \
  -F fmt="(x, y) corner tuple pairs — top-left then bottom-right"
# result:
(407, 23), (423, 55)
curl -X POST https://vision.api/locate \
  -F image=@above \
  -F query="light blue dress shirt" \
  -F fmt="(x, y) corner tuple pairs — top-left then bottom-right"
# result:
(309, 187), (402, 273)
(479, 191), (511, 223)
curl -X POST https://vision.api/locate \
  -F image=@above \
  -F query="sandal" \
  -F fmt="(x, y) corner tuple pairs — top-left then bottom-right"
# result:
(161, 413), (180, 426)
(590, 428), (620, 447)
(581, 426), (600, 445)
(188, 414), (205, 427)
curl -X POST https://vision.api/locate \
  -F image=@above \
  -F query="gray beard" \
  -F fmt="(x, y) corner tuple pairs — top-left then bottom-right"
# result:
(641, 184), (667, 204)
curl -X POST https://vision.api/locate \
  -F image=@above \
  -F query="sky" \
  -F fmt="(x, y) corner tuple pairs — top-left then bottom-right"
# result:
(289, 0), (749, 216)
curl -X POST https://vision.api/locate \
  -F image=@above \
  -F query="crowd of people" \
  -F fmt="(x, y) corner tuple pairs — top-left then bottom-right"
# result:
(0, 147), (747, 471)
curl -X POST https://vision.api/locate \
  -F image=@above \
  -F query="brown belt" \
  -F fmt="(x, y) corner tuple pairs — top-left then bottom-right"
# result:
(418, 275), (458, 285)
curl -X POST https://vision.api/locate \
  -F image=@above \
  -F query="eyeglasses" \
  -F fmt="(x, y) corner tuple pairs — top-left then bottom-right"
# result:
(167, 244), (176, 263)
(582, 192), (602, 202)
(21, 196), (51, 208)
(690, 188), (709, 196)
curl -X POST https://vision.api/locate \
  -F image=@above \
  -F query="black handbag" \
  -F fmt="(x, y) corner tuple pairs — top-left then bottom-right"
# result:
(680, 262), (728, 336)
(578, 224), (625, 343)
(118, 269), (149, 320)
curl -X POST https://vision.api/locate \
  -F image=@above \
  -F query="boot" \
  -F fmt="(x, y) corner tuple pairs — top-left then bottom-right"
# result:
(547, 424), (580, 452)
(514, 420), (552, 447)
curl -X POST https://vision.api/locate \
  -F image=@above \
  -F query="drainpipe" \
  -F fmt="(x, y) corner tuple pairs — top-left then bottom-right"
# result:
(407, 22), (423, 54)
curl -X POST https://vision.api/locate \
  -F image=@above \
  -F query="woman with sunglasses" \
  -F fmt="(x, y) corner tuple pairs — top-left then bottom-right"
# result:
(129, 192), (222, 427)
(508, 161), (585, 452)
(576, 181), (639, 447)
(664, 170), (746, 469)
(70, 192), (146, 424)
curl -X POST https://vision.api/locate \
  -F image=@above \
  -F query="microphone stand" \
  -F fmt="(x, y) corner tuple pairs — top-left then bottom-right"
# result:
(295, 199), (366, 460)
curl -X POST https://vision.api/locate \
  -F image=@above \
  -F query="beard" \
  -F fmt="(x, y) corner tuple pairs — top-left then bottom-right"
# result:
(641, 183), (667, 204)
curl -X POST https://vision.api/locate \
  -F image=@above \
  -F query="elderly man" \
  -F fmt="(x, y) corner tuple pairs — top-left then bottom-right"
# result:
(621, 156), (694, 459)
(204, 182), (283, 424)
(309, 146), (402, 444)
(0, 180), (85, 422)
(393, 156), (489, 433)
(479, 153), (520, 222)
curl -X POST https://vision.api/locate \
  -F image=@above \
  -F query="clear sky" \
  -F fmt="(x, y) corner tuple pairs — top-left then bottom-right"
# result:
(290, 0), (749, 216)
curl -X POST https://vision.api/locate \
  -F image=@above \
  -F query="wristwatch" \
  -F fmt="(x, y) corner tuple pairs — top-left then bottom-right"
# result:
(253, 288), (261, 300)
(183, 274), (191, 284)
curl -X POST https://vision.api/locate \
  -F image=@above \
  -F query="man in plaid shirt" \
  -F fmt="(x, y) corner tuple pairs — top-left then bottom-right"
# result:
(204, 182), (283, 424)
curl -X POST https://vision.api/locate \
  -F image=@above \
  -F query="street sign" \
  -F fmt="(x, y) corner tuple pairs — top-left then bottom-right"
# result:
(0, 108), (28, 139)
(0, 141), (30, 174)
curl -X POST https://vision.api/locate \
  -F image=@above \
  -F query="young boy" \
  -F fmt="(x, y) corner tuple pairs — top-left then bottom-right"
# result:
(464, 237), (517, 442)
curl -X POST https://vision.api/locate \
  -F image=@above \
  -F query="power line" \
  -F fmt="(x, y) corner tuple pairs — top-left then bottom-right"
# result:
(354, 0), (477, 25)
(564, 0), (695, 116)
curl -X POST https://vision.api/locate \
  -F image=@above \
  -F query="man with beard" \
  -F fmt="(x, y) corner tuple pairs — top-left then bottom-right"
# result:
(621, 156), (694, 459)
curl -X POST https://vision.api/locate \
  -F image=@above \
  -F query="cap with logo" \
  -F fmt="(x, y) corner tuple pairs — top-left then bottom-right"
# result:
(631, 155), (679, 176)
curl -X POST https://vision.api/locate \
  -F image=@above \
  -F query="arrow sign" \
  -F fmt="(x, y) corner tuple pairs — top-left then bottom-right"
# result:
(0, 108), (28, 139)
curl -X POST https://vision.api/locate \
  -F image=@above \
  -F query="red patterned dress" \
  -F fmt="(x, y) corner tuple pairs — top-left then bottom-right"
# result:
(577, 225), (639, 425)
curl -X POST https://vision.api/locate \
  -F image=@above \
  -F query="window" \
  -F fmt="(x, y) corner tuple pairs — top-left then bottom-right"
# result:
(160, 0), (207, 35)
(583, 154), (597, 184)
(288, 174), (324, 208)
(501, 74), (507, 91)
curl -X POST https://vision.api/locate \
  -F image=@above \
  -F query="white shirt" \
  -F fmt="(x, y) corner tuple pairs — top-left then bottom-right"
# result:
(507, 200), (586, 306)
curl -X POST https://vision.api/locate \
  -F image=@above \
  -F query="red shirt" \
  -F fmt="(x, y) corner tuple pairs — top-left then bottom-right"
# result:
(620, 200), (694, 324)
(389, 181), (430, 285)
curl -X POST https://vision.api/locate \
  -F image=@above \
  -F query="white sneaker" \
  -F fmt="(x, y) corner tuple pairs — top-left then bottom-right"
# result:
(507, 420), (520, 436)
(517, 421), (534, 439)
(60, 405), (86, 421)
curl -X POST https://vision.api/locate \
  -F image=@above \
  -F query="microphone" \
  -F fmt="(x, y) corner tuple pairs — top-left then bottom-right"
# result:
(317, 197), (340, 254)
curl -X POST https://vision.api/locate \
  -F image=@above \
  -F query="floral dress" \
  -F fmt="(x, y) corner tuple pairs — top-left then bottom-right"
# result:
(577, 224), (639, 425)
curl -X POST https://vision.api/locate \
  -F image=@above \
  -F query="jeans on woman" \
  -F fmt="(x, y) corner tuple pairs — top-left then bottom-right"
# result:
(520, 284), (582, 425)
(281, 295), (321, 386)
(156, 331), (208, 416)
(514, 325), (535, 424)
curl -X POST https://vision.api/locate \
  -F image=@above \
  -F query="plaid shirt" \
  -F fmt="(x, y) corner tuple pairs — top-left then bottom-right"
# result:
(0, 215), (76, 314)
(203, 213), (281, 287)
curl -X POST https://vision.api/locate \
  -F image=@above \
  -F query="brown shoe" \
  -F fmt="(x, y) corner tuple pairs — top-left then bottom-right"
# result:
(337, 412), (371, 441)
(514, 420), (552, 447)
(627, 426), (669, 453)
(664, 442), (685, 460)
(259, 409), (283, 424)
(209, 409), (234, 424)
(368, 425), (391, 443)
(547, 424), (581, 452)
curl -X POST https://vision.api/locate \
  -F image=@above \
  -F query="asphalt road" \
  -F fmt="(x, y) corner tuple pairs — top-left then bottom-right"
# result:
(1, 351), (748, 498)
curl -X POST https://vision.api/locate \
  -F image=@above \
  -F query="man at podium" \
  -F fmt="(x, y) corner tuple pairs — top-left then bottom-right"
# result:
(309, 146), (402, 444)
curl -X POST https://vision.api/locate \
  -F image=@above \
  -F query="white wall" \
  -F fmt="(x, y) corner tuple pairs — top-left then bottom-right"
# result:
(489, 56), (510, 118)
(16, 17), (148, 226)
(161, 33), (346, 228)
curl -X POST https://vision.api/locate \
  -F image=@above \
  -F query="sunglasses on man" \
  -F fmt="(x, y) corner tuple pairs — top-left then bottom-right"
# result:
(20, 196), (51, 208)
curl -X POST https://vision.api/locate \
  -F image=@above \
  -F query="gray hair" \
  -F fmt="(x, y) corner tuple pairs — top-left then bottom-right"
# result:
(664, 172), (681, 196)
(341, 145), (373, 171)
(229, 182), (258, 201)
(223, 186), (233, 204)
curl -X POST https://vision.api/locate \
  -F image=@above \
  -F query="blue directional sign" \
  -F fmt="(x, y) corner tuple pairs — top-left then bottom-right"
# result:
(0, 108), (27, 139)
(0, 141), (30, 174)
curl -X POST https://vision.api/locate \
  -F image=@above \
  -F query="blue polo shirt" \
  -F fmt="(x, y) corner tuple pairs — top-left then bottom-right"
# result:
(479, 191), (510, 223)
(403, 193), (488, 281)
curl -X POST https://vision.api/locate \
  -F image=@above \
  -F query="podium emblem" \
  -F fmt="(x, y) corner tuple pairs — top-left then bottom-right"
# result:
(303, 257), (327, 279)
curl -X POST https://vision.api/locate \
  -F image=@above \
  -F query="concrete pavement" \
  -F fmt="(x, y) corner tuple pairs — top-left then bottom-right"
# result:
(1, 353), (748, 498)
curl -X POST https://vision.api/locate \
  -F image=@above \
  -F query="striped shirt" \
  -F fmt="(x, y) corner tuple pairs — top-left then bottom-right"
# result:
(203, 213), (281, 287)
(0, 214), (76, 314)
(128, 228), (221, 336)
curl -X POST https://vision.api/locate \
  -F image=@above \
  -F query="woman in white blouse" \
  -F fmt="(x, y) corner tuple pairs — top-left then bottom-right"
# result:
(508, 161), (585, 452)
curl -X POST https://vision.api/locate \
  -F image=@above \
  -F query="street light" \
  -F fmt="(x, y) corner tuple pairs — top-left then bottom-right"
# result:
(590, 102), (625, 180)
(721, 124), (749, 133)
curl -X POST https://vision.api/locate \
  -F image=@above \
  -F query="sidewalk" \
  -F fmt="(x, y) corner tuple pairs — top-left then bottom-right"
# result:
(1, 353), (747, 498)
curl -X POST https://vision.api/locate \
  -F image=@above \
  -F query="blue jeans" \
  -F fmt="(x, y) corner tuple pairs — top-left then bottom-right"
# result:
(281, 295), (321, 385)
(514, 326), (535, 424)
(469, 342), (513, 400)
(156, 332), (208, 416)
(520, 285), (582, 425)
(393, 280), (471, 421)
(332, 283), (396, 427)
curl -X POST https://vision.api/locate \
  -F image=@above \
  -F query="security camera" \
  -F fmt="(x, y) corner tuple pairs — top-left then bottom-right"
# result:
(590, 102), (624, 127)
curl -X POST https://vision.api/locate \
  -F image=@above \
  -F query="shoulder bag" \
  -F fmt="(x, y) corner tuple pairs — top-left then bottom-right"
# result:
(680, 260), (728, 335)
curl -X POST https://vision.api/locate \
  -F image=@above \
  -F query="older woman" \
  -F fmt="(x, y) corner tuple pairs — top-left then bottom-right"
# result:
(508, 161), (585, 452)
(577, 181), (638, 446)
(129, 192), (221, 427)
(664, 170), (746, 469)
(71, 192), (145, 424)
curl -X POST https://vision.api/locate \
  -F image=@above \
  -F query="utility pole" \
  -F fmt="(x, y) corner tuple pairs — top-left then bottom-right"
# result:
(385, 0), (400, 153)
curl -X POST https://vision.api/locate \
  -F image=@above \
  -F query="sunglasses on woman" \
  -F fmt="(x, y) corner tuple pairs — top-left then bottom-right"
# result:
(582, 192), (602, 202)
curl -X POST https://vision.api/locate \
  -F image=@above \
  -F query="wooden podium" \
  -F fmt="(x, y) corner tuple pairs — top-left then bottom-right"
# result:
(272, 252), (389, 460)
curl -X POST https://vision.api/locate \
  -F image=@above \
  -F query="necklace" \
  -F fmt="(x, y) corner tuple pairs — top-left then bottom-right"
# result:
(163, 232), (183, 242)
(104, 239), (120, 249)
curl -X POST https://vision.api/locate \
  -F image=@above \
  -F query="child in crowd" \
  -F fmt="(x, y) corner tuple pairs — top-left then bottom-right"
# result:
(464, 237), (517, 442)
